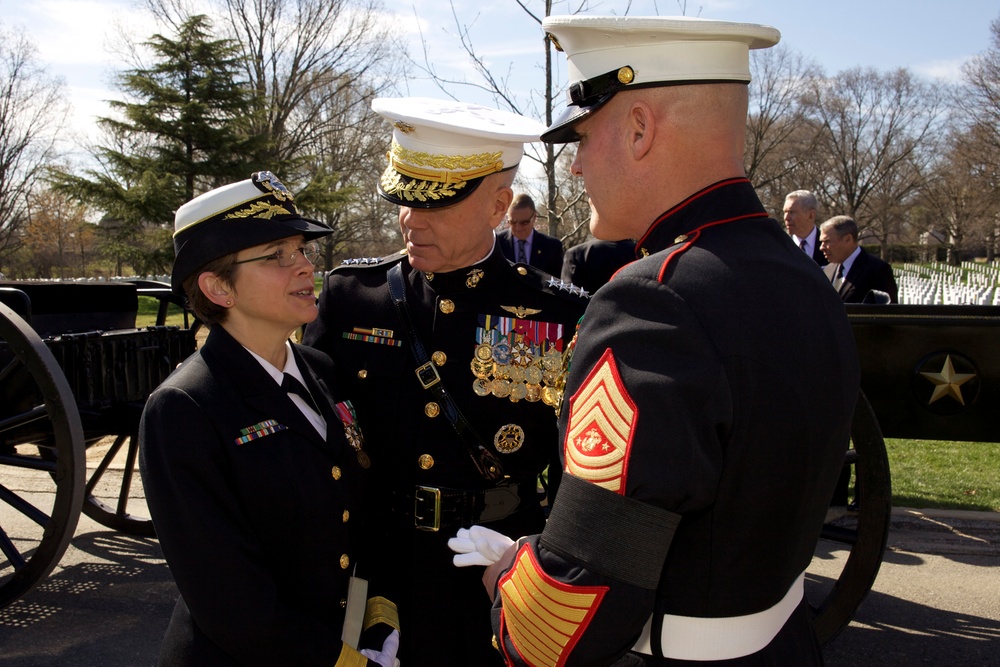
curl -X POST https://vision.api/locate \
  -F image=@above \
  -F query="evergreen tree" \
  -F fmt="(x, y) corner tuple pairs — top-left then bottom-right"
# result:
(50, 14), (262, 275)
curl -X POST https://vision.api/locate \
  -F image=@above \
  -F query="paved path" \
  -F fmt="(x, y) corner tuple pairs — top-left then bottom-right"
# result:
(1, 498), (998, 665)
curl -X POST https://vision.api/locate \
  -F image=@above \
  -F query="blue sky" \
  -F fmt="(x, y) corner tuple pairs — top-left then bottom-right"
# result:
(5, 0), (1000, 144)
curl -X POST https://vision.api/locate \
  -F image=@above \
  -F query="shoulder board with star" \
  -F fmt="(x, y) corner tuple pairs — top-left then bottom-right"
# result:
(330, 248), (408, 273)
(513, 263), (591, 302)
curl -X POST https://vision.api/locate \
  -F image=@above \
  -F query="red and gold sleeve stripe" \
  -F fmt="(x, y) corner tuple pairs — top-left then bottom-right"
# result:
(499, 545), (608, 667)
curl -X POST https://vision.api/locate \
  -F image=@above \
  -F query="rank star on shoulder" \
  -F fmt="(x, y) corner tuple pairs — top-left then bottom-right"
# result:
(920, 355), (975, 405)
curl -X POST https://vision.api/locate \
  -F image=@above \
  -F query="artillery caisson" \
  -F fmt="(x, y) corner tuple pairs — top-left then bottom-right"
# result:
(0, 280), (195, 609)
(809, 302), (1000, 644)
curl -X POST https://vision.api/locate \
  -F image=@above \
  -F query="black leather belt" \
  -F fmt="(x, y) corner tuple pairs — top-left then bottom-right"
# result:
(406, 480), (539, 532)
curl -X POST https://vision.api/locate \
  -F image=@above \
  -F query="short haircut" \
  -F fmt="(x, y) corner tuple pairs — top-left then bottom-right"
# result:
(510, 192), (535, 211)
(820, 215), (858, 241)
(182, 254), (239, 326)
(785, 190), (818, 212)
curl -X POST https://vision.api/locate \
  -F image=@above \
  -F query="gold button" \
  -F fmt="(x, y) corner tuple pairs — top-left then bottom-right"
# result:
(431, 351), (447, 366)
(418, 454), (434, 470)
(424, 402), (441, 418)
(617, 65), (635, 84)
(331, 466), (342, 480)
(439, 299), (455, 314)
(342, 510), (350, 523)
(357, 369), (368, 379)
(517, 266), (528, 276)
(340, 554), (350, 569)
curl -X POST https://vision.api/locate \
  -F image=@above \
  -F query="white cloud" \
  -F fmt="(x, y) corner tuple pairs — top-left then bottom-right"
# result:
(916, 58), (969, 84)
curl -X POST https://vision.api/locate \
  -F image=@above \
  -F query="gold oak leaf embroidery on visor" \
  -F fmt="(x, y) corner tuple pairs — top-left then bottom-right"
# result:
(499, 546), (608, 667)
(563, 348), (636, 494)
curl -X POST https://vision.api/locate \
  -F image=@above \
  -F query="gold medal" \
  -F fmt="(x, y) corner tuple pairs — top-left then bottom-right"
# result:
(475, 342), (493, 361)
(508, 365), (526, 383)
(356, 450), (371, 469)
(471, 358), (494, 379)
(525, 383), (542, 402)
(542, 386), (558, 407)
(492, 379), (512, 398)
(473, 378), (491, 396)
(524, 365), (543, 384)
(509, 382), (528, 402)
(494, 424), (525, 454)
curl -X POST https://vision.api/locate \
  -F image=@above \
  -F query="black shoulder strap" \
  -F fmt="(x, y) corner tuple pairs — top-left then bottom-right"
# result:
(387, 263), (504, 483)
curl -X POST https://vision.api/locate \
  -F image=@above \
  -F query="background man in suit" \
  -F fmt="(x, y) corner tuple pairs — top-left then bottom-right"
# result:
(820, 215), (899, 303)
(560, 237), (636, 295)
(497, 193), (565, 275)
(783, 189), (827, 266)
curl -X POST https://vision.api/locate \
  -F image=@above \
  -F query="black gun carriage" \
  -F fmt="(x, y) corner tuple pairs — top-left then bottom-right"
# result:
(0, 280), (195, 609)
(809, 302), (1000, 643)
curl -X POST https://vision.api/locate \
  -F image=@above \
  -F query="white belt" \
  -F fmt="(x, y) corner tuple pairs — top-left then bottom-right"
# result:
(632, 571), (805, 661)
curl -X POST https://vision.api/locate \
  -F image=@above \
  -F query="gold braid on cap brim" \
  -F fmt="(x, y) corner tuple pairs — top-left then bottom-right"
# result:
(381, 142), (506, 203)
(223, 200), (294, 220)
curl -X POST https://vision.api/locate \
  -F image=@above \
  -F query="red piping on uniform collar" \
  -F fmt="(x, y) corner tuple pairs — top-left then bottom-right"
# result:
(657, 211), (770, 283)
(637, 177), (752, 250)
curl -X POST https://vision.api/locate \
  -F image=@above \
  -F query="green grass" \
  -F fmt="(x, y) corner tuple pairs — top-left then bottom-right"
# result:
(136, 295), (189, 328)
(887, 438), (1000, 512)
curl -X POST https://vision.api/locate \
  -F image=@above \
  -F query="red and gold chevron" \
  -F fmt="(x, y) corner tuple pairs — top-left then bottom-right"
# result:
(563, 349), (636, 494)
(499, 546), (608, 667)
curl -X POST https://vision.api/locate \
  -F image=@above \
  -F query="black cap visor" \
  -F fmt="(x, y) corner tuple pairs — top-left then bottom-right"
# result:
(171, 215), (332, 293)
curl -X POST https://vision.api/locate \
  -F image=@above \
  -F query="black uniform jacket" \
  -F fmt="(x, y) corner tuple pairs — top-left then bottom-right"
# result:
(560, 238), (637, 296)
(302, 243), (588, 666)
(497, 227), (566, 277)
(823, 249), (899, 303)
(493, 179), (860, 666)
(139, 325), (382, 666)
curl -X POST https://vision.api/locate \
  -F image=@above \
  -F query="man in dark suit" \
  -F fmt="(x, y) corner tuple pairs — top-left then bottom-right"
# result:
(820, 215), (898, 303)
(783, 189), (827, 266)
(560, 237), (636, 295)
(496, 193), (565, 275)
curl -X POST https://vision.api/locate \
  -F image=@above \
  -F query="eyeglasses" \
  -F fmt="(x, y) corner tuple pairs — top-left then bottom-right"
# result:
(235, 241), (321, 267)
(506, 213), (536, 227)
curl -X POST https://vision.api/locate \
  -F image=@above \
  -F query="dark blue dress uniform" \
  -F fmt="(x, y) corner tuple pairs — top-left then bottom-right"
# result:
(492, 179), (860, 665)
(302, 243), (589, 666)
(140, 326), (392, 666)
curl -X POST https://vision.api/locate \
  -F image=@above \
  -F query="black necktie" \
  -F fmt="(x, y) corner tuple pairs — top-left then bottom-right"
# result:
(282, 373), (319, 413)
(517, 238), (527, 263)
(799, 238), (808, 253)
(833, 264), (845, 290)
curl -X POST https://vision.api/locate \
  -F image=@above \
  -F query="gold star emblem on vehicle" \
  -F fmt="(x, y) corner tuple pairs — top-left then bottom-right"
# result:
(919, 355), (976, 406)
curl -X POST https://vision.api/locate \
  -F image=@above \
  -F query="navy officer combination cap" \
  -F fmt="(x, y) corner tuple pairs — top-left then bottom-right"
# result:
(372, 97), (547, 209)
(170, 171), (332, 293)
(542, 15), (781, 143)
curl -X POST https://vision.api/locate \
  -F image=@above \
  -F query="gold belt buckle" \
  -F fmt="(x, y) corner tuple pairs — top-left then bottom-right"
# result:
(415, 362), (441, 389)
(414, 485), (442, 531)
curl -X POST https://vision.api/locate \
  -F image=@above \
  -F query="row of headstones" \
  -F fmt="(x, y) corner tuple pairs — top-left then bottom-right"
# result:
(896, 265), (1000, 305)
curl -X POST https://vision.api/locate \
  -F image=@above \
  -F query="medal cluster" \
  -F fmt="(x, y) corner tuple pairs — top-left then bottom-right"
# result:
(470, 339), (566, 408)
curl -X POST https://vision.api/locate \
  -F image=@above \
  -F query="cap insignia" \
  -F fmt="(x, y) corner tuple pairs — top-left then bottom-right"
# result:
(390, 142), (504, 174)
(617, 66), (635, 85)
(223, 200), (294, 220)
(546, 32), (564, 52)
(380, 169), (469, 203)
(252, 170), (294, 202)
(393, 120), (415, 133)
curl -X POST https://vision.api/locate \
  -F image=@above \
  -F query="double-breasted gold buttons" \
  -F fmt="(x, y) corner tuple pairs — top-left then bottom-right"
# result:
(418, 454), (434, 470)
(439, 299), (455, 314)
(331, 466), (342, 480)
(425, 402), (441, 418)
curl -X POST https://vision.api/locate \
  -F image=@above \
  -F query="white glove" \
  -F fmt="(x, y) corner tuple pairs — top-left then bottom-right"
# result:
(448, 525), (515, 567)
(360, 628), (400, 667)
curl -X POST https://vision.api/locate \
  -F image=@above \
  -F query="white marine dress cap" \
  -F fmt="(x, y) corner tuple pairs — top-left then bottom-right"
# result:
(541, 15), (781, 143)
(372, 97), (546, 208)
